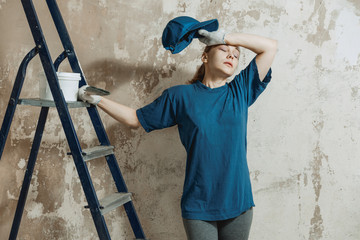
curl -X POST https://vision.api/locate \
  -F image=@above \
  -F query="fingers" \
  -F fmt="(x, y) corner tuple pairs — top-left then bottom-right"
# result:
(198, 29), (209, 37)
(78, 85), (88, 95)
(78, 85), (89, 102)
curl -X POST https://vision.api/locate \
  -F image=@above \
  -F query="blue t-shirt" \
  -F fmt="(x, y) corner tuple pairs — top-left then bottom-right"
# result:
(136, 57), (272, 221)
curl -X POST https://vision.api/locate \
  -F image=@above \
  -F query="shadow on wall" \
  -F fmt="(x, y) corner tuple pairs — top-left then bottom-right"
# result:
(78, 57), (184, 175)
(78, 59), (187, 239)
(83, 57), (178, 97)
(79, 57), (173, 143)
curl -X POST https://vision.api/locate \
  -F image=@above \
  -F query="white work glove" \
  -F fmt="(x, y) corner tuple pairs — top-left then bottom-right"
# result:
(78, 85), (102, 105)
(198, 29), (227, 46)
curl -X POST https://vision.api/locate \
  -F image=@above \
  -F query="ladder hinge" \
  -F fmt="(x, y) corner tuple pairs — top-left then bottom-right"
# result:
(84, 205), (104, 209)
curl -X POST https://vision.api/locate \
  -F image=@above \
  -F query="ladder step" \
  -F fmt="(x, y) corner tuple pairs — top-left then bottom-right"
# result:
(82, 145), (114, 162)
(99, 192), (132, 215)
(18, 98), (90, 108)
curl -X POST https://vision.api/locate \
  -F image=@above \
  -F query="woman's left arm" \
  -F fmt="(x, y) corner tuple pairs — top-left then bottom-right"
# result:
(225, 33), (277, 81)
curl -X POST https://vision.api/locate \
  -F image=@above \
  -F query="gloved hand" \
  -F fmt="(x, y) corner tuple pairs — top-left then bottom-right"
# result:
(78, 85), (102, 105)
(198, 29), (227, 46)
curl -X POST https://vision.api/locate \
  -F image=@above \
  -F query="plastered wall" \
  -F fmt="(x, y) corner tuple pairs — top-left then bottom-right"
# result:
(0, 0), (359, 239)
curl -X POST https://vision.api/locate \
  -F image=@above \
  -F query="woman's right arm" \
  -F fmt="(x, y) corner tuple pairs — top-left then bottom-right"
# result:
(225, 33), (277, 81)
(97, 97), (141, 129)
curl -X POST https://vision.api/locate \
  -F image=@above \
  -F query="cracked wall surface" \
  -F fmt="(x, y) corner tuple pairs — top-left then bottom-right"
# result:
(1, 0), (360, 239)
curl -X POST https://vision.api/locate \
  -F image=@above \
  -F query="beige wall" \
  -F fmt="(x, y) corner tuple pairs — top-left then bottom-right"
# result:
(1, 0), (360, 239)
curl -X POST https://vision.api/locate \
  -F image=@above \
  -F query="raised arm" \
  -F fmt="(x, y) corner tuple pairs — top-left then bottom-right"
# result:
(198, 29), (277, 81)
(225, 33), (277, 81)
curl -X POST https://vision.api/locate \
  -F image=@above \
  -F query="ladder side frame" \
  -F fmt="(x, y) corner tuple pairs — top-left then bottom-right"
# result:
(20, 0), (111, 239)
(45, 0), (147, 238)
(0, 48), (38, 160)
(9, 107), (49, 240)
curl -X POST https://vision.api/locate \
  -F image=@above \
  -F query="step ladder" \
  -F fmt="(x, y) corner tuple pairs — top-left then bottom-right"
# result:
(0, 0), (148, 239)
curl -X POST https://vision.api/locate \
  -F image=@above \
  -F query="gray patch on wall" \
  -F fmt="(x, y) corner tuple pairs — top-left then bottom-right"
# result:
(346, 0), (360, 15)
(309, 204), (324, 240)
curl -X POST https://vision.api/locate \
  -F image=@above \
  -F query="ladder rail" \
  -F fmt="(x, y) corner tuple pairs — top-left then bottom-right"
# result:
(20, 0), (112, 238)
(2, 0), (148, 239)
(46, 0), (87, 85)
(106, 154), (147, 238)
(45, 0), (112, 146)
(45, 1), (147, 238)
(0, 47), (38, 160)
(53, 50), (67, 71)
(9, 107), (49, 240)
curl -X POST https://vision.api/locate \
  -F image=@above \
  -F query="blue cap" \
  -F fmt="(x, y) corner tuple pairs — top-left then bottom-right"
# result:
(162, 16), (219, 54)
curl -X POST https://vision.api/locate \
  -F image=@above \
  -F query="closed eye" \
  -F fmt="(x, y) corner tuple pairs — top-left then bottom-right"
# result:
(233, 50), (240, 59)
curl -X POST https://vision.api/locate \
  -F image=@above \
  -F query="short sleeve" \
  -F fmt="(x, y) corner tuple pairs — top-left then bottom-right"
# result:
(136, 89), (177, 133)
(231, 56), (272, 106)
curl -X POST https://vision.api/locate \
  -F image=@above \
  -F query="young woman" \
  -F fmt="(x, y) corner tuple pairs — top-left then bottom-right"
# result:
(79, 29), (277, 240)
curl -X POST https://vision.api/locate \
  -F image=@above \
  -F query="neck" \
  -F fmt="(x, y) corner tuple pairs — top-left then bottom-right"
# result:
(201, 73), (227, 89)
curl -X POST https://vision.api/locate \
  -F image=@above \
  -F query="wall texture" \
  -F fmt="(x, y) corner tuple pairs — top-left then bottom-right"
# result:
(1, 0), (360, 239)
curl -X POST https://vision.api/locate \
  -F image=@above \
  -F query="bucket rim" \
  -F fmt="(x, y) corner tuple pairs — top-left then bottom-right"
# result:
(57, 72), (81, 80)
(57, 72), (81, 77)
(39, 71), (81, 78)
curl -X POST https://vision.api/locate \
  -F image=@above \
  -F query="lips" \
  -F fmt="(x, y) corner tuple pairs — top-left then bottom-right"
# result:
(224, 61), (233, 68)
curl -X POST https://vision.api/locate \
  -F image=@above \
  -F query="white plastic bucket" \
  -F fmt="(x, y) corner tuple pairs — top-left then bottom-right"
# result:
(39, 72), (81, 101)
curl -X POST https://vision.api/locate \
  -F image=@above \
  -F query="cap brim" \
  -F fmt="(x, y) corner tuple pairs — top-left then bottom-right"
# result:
(162, 18), (219, 54)
(170, 19), (218, 53)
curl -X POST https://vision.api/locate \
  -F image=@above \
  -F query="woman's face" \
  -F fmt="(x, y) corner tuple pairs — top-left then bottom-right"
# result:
(202, 45), (240, 78)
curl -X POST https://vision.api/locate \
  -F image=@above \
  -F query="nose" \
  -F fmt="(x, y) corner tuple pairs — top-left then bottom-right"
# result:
(227, 53), (234, 59)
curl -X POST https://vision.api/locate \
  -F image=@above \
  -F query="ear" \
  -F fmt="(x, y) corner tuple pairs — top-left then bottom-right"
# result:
(201, 53), (208, 63)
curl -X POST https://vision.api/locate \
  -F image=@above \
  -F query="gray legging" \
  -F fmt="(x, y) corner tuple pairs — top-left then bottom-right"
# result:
(183, 207), (253, 240)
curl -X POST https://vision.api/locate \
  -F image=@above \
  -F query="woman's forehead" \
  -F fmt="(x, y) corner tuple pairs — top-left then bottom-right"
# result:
(228, 45), (240, 53)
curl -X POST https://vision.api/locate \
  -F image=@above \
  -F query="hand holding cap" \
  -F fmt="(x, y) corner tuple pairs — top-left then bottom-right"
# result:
(162, 16), (219, 54)
(198, 29), (227, 46)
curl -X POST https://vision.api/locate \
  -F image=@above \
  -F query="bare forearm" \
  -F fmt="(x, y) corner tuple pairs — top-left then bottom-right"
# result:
(97, 97), (141, 129)
(225, 33), (277, 54)
(225, 33), (277, 81)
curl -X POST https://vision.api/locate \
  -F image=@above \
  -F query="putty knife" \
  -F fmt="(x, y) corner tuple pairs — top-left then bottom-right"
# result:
(83, 85), (110, 96)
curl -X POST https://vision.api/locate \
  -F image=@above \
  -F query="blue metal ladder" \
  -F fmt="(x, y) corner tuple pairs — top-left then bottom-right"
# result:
(0, 0), (148, 239)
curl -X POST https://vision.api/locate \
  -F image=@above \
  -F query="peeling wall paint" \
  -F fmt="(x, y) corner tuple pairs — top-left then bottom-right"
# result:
(1, 0), (360, 239)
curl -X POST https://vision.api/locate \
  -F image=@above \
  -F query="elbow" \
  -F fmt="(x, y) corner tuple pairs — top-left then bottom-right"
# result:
(128, 117), (142, 129)
(127, 109), (142, 129)
(257, 39), (278, 55)
(264, 39), (277, 58)
(270, 39), (278, 53)
(129, 121), (141, 129)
